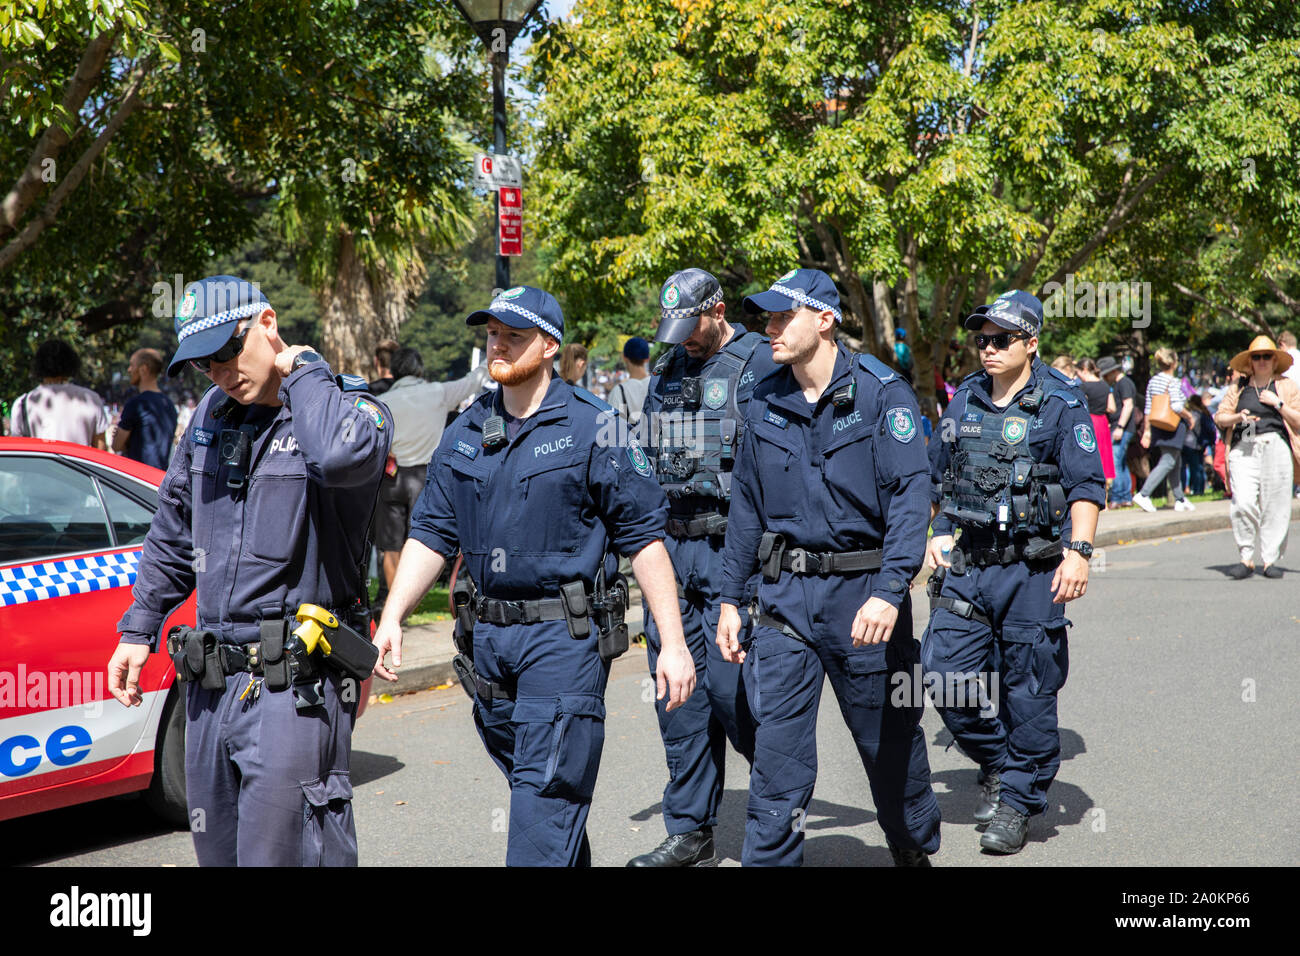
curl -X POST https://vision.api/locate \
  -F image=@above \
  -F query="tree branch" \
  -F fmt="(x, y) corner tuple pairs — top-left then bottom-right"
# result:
(1039, 164), (1172, 291)
(0, 58), (151, 273)
(0, 27), (120, 238)
(1264, 274), (1300, 316)
(1173, 282), (1269, 334)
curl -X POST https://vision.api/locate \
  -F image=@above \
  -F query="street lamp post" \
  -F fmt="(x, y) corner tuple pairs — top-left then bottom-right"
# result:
(450, 0), (545, 293)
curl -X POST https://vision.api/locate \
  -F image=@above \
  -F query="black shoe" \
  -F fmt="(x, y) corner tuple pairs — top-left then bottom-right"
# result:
(626, 828), (716, 867)
(973, 769), (1001, 824)
(887, 842), (933, 867)
(1226, 563), (1254, 580)
(1263, 565), (1282, 579)
(979, 804), (1029, 855)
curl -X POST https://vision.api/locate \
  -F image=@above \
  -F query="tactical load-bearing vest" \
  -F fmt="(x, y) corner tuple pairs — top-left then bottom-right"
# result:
(650, 331), (764, 501)
(939, 370), (1080, 561)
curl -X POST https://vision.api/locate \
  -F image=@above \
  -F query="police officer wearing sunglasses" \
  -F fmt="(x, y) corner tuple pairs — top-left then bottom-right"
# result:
(924, 290), (1104, 855)
(107, 275), (391, 866)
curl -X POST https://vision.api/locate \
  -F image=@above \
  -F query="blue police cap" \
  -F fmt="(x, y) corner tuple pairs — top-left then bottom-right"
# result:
(655, 268), (725, 344)
(623, 336), (651, 362)
(166, 275), (271, 377)
(964, 289), (1044, 336)
(466, 286), (564, 341)
(743, 268), (842, 323)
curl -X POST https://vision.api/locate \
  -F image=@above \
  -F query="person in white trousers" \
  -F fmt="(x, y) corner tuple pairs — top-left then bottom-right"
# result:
(1214, 336), (1300, 579)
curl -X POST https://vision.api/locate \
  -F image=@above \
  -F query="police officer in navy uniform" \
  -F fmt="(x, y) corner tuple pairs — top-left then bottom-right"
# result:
(627, 268), (779, 867)
(107, 275), (391, 866)
(373, 286), (696, 867)
(924, 290), (1103, 854)
(716, 269), (942, 867)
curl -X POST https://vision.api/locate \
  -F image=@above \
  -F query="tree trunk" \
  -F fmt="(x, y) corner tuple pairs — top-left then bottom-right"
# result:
(318, 229), (424, 375)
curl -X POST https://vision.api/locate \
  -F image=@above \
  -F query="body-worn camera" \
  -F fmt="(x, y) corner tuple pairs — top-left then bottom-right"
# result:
(219, 428), (254, 489)
(680, 377), (702, 408)
(482, 415), (507, 448)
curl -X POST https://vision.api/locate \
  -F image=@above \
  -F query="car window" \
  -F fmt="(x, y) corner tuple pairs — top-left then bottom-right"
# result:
(0, 456), (113, 564)
(99, 481), (154, 547)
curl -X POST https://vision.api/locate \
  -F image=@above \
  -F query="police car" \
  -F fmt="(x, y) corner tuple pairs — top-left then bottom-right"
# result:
(0, 437), (371, 825)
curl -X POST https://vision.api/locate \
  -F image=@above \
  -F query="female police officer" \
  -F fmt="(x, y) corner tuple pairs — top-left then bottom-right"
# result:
(107, 275), (391, 866)
(373, 286), (696, 867)
(924, 290), (1104, 855)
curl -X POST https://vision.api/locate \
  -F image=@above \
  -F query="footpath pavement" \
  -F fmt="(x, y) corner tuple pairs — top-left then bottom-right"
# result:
(381, 496), (1300, 697)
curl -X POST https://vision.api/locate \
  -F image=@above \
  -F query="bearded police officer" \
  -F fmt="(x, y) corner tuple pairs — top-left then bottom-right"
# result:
(924, 290), (1104, 854)
(373, 286), (696, 867)
(716, 269), (942, 867)
(107, 275), (391, 866)
(626, 268), (779, 867)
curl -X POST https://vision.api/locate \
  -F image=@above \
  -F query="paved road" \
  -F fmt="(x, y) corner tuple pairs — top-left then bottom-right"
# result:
(9, 527), (1298, 866)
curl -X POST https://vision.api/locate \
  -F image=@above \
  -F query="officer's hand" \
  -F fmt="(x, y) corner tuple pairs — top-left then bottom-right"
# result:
(274, 345), (316, 379)
(656, 642), (696, 712)
(1051, 550), (1090, 604)
(925, 534), (955, 570)
(716, 602), (745, 663)
(851, 597), (898, 646)
(372, 616), (403, 682)
(107, 642), (152, 707)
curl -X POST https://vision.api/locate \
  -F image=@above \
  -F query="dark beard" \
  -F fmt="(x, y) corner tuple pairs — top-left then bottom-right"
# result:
(489, 350), (548, 386)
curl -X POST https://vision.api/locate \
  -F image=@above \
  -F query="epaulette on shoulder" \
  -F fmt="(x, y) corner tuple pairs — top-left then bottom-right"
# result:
(652, 346), (681, 376)
(1042, 367), (1082, 406)
(856, 352), (898, 385)
(573, 386), (617, 414)
(336, 373), (370, 392)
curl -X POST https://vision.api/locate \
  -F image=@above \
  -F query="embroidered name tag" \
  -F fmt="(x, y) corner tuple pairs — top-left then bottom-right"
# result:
(455, 440), (479, 460)
(763, 409), (789, 429)
(192, 428), (214, 446)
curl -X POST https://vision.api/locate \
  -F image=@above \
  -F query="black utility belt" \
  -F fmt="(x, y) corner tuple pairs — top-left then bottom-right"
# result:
(667, 511), (728, 539)
(476, 596), (571, 626)
(758, 531), (883, 582)
(952, 537), (1063, 568)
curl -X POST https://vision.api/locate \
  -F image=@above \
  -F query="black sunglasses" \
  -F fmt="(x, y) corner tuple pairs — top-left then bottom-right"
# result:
(1251, 353), (1274, 361)
(975, 331), (1030, 351)
(190, 323), (251, 373)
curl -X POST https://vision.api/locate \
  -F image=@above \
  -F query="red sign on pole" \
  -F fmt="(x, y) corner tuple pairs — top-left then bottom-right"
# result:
(498, 186), (522, 257)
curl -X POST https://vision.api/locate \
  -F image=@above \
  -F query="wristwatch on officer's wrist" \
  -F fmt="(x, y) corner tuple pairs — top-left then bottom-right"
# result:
(1066, 540), (1094, 559)
(290, 349), (324, 373)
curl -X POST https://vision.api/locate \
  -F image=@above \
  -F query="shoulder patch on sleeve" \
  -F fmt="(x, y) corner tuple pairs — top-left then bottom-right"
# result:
(1073, 422), (1097, 453)
(353, 397), (385, 429)
(337, 373), (370, 392)
(573, 386), (616, 414)
(627, 444), (653, 476)
(885, 406), (918, 443)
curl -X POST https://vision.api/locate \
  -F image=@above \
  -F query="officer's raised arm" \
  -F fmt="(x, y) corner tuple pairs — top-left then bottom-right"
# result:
(273, 345), (392, 486)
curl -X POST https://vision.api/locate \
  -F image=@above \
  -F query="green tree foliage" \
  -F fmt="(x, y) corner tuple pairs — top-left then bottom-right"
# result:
(528, 0), (1300, 402)
(1, 0), (483, 402)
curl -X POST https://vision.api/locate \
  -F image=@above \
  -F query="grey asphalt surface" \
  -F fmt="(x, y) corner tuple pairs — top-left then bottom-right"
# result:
(8, 527), (1297, 867)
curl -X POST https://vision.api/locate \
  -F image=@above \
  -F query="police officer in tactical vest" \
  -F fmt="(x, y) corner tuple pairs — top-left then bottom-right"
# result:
(924, 290), (1104, 854)
(626, 268), (779, 867)
(107, 275), (391, 866)
(717, 269), (942, 867)
(372, 286), (696, 867)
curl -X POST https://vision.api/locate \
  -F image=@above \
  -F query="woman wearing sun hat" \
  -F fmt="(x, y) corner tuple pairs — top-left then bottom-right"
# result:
(1213, 335), (1300, 579)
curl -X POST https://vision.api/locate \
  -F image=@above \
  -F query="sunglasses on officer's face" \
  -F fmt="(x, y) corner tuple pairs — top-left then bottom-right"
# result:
(975, 332), (1030, 351)
(190, 322), (251, 373)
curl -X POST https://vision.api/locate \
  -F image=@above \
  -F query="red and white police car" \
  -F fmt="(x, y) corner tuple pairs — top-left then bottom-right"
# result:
(0, 437), (370, 825)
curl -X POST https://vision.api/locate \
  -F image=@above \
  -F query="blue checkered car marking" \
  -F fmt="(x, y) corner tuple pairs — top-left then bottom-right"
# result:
(0, 550), (140, 607)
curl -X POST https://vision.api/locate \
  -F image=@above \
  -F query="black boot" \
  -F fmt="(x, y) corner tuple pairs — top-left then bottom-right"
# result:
(979, 803), (1029, 854)
(626, 828), (716, 867)
(887, 841), (933, 867)
(973, 769), (1001, 824)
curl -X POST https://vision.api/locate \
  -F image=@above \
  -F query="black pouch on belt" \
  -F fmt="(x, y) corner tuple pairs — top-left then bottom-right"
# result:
(758, 532), (786, 582)
(260, 618), (291, 691)
(196, 630), (224, 691)
(559, 580), (591, 639)
(595, 572), (630, 663)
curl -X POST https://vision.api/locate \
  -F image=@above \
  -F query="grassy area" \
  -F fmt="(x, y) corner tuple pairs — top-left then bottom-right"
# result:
(367, 579), (452, 627)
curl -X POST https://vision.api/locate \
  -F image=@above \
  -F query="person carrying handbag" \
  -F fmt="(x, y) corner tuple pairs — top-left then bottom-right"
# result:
(1213, 335), (1300, 579)
(1133, 347), (1195, 513)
